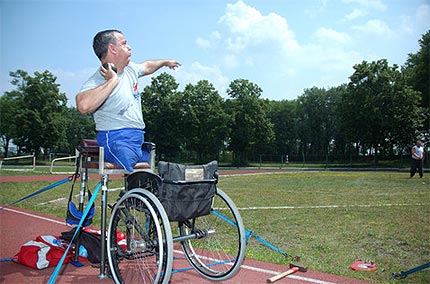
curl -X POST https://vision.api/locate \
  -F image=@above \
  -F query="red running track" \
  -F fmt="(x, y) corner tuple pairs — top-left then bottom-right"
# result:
(0, 205), (374, 284)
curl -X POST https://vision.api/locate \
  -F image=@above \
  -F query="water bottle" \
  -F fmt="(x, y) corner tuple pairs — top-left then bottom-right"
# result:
(78, 245), (88, 258)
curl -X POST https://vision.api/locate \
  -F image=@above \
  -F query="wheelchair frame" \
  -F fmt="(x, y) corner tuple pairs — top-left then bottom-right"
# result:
(77, 140), (246, 283)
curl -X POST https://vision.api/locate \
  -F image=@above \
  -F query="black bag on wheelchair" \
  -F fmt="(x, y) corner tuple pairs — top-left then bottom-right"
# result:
(158, 161), (218, 222)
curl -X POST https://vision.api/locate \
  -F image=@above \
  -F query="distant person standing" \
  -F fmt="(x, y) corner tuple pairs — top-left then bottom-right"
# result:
(410, 140), (424, 178)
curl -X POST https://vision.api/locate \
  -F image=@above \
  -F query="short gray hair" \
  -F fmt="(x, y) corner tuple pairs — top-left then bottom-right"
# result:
(92, 29), (122, 60)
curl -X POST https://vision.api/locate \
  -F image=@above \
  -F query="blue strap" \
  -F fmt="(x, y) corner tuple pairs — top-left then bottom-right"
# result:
(212, 209), (289, 257)
(171, 266), (193, 274)
(392, 262), (430, 279)
(171, 258), (236, 275)
(211, 209), (238, 227)
(0, 177), (71, 211)
(47, 182), (101, 284)
(255, 235), (288, 257)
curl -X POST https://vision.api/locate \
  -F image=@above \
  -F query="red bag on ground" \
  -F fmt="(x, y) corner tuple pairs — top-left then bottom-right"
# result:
(13, 235), (73, 269)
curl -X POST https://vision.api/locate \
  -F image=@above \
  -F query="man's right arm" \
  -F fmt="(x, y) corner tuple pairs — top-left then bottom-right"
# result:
(76, 67), (119, 114)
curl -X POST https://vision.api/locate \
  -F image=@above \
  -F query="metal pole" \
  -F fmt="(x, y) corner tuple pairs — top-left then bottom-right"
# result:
(98, 174), (109, 279)
(32, 154), (36, 170)
(74, 166), (87, 263)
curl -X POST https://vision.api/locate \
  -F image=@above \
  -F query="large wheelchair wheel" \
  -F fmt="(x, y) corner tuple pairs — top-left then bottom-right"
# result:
(178, 188), (246, 281)
(107, 189), (173, 284)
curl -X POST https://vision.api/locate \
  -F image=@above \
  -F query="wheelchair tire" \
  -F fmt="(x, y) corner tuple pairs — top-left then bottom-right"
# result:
(178, 188), (246, 281)
(107, 189), (173, 284)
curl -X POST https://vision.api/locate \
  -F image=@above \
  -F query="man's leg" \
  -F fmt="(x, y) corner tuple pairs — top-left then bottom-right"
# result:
(410, 160), (417, 178)
(97, 129), (145, 172)
(418, 160), (424, 178)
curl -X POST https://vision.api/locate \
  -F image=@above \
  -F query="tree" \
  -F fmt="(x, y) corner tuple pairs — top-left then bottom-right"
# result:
(267, 99), (298, 157)
(180, 80), (230, 163)
(296, 87), (340, 161)
(345, 60), (423, 163)
(226, 79), (274, 166)
(403, 30), (429, 139)
(141, 72), (182, 160)
(296, 88), (323, 159)
(328, 85), (350, 162)
(0, 92), (20, 157)
(4, 70), (68, 157)
(403, 30), (429, 109)
(55, 108), (96, 154)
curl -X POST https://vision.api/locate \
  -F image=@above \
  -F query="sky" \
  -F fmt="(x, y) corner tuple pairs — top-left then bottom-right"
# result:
(1, 0), (429, 106)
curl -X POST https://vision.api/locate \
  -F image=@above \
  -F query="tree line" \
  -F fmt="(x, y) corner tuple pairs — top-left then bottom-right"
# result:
(1, 31), (428, 166)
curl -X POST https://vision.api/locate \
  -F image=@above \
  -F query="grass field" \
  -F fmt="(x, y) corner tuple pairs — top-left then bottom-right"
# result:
(1, 169), (429, 283)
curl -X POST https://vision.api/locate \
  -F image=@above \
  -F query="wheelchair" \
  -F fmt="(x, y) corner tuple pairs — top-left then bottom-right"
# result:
(78, 139), (246, 284)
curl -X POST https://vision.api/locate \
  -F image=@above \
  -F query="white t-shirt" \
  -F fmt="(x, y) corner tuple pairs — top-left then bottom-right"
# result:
(412, 145), (424, 160)
(80, 62), (146, 131)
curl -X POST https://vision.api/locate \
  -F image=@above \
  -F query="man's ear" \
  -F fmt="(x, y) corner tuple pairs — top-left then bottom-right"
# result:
(108, 43), (117, 55)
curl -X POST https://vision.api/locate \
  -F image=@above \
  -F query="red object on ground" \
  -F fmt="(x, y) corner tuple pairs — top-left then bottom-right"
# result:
(350, 260), (377, 271)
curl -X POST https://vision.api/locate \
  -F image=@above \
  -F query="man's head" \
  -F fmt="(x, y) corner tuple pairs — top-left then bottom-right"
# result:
(93, 30), (122, 60)
(417, 140), (422, 147)
(93, 30), (132, 72)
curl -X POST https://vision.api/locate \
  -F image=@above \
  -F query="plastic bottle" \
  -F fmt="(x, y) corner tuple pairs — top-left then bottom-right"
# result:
(78, 245), (88, 258)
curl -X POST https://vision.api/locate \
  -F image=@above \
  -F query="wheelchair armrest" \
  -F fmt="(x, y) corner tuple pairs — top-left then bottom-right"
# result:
(81, 139), (98, 147)
(80, 139), (99, 156)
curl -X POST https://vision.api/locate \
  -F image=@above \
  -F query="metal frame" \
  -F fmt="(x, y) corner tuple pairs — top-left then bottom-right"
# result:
(78, 140), (156, 278)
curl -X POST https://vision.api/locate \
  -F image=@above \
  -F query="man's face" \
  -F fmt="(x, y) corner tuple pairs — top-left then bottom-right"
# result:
(112, 32), (132, 66)
(417, 141), (422, 147)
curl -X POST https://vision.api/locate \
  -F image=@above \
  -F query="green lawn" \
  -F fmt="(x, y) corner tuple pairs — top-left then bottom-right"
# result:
(217, 171), (429, 284)
(1, 170), (429, 283)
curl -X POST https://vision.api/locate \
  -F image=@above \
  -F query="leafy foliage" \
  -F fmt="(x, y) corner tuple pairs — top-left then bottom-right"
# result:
(267, 99), (297, 156)
(0, 92), (20, 157)
(343, 59), (423, 163)
(141, 73), (182, 161)
(3, 70), (68, 157)
(180, 80), (230, 163)
(226, 79), (275, 165)
(403, 30), (429, 138)
(55, 108), (96, 154)
(296, 87), (339, 160)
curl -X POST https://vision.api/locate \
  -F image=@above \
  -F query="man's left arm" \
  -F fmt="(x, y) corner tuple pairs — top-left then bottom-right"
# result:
(141, 60), (181, 76)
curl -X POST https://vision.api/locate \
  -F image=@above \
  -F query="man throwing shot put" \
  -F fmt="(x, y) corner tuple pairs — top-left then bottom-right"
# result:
(76, 29), (181, 172)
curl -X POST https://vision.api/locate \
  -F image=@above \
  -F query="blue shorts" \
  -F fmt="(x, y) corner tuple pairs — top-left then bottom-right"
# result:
(96, 129), (149, 173)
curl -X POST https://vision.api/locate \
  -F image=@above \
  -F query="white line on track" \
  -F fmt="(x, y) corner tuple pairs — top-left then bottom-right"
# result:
(173, 249), (336, 284)
(3, 207), (66, 226)
(237, 203), (430, 210)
